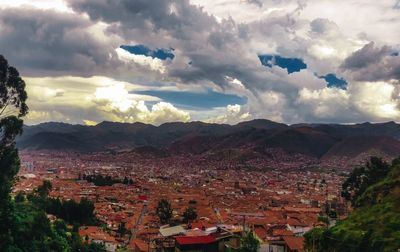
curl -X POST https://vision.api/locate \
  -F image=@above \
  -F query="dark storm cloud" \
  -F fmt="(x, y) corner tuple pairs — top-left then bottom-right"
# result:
(0, 8), (124, 77)
(67, 0), (288, 93)
(6, 0), (396, 125)
(342, 42), (390, 70)
(67, 0), (216, 43)
(341, 42), (400, 81)
(67, 0), (179, 29)
(67, 0), (331, 124)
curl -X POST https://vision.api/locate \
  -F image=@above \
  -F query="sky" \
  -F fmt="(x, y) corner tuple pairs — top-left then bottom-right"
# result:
(0, 0), (399, 125)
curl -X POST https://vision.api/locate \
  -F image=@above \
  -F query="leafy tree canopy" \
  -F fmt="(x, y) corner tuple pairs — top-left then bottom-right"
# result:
(182, 206), (198, 223)
(305, 156), (400, 252)
(0, 55), (28, 250)
(156, 199), (173, 225)
(239, 231), (260, 252)
(341, 156), (390, 206)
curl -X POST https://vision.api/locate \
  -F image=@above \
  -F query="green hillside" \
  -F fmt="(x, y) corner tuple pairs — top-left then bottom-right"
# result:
(305, 157), (400, 251)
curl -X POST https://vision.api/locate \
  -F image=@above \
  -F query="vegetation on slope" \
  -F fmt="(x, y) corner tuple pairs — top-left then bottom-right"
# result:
(0, 55), (105, 252)
(305, 157), (400, 251)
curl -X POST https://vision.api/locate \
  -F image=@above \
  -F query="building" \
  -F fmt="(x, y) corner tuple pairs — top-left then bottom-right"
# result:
(175, 235), (218, 252)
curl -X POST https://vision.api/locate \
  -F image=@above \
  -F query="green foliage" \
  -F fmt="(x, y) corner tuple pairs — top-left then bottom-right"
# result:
(0, 55), (28, 251)
(45, 197), (98, 225)
(182, 206), (198, 223)
(15, 191), (26, 203)
(26, 183), (98, 226)
(0, 55), (105, 251)
(83, 174), (133, 187)
(317, 216), (329, 225)
(156, 199), (173, 224)
(341, 157), (390, 206)
(117, 222), (127, 236)
(239, 231), (260, 252)
(305, 156), (400, 252)
(36, 180), (53, 198)
(7, 201), (106, 252)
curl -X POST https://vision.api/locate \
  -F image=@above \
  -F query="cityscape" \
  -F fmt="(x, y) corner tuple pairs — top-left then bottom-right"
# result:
(14, 148), (346, 251)
(1, 0), (400, 251)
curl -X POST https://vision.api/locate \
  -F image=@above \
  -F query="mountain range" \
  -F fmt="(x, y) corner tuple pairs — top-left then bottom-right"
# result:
(17, 120), (400, 166)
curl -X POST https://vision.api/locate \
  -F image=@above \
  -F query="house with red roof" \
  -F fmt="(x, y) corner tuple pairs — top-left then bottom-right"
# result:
(283, 236), (304, 252)
(79, 226), (118, 252)
(175, 235), (218, 252)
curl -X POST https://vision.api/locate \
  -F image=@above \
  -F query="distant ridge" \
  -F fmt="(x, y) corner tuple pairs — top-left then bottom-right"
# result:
(18, 119), (400, 165)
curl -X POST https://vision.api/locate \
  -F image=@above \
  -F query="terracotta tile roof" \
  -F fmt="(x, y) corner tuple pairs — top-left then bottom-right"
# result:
(272, 229), (294, 237)
(130, 238), (148, 251)
(79, 226), (116, 243)
(175, 235), (216, 245)
(254, 227), (267, 240)
(283, 236), (305, 251)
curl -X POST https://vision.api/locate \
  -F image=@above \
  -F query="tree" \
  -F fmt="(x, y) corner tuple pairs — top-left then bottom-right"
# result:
(305, 158), (400, 251)
(118, 222), (127, 236)
(156, 199), (173, 225)
(0, 55), (28, 250)
(0, 54), (28, 144)
(14, 191), (26, 202)
(239, 231), (260, 252)
(341, 157), (390, 206)
(36, 180), (53, 198)
(182, 206), (197, 223)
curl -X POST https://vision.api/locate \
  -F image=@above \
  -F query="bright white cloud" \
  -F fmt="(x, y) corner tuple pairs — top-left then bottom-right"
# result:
(116, 48), (168, 73)
(93, 83), (190, 125)
(298, 86), (350, 119)
(297, 81), (400, 122)
(24, 76), (190, 125)
(0, 0), (72, 12)
(207, 104), (251, 124)
(351, 81), (400, 120)
(2, 0), (399, 125)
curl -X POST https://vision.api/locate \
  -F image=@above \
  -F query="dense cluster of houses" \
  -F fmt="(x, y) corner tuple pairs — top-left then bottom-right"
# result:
(13, 151), (349, 251)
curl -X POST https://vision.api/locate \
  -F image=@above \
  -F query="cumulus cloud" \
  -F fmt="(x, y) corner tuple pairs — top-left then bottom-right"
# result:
(1, 0), (400, 125)
(24, 76), (189, 125)
(206, 104), (251, 124)
(351, 81), (400, 120)
(115, 48), (168, 73)
(297, 81), (400, 123)
(297, 86), (351, 121)
(93, 83), (190, 124)
(341, 42), (400, 81)
(0, 8), (123, 76)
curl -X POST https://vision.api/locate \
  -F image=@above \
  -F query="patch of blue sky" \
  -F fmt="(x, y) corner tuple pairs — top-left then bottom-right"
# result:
(318, 73), (348, 89)
(258, 54), (307, 73)
(120, 45), (174, 60)
(135, 89), (247, 109)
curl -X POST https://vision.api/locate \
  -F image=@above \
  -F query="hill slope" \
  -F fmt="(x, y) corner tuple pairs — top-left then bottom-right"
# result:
(17, 120), (400, 165)
(305, 159), (400, 251)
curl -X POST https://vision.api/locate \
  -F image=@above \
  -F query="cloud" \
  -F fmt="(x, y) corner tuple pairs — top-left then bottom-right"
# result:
(342, 42), (390, 70)
(2, 0), (400, 125)
(351, 81), (400, 120)
(206, 104), (251, 124)
(83, 119), (97, 126)
(341, 42), (400, 82)
(297, 86), (351, 121)
(0, 8), (125, 77)
(115, 48), (168, 73)
(246, 0), (263, 8)
(297, 81), (400, 123)
(24, 76), (189, 125)
(93, 83), (190, 125)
